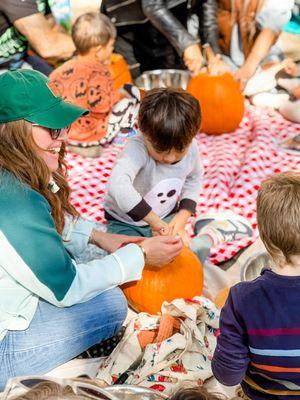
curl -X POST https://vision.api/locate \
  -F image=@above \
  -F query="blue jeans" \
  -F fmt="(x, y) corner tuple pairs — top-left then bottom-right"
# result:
(0, 287), (127, 391)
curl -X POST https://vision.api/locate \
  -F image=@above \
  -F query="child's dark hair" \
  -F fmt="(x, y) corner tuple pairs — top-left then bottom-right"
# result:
(138, 87), (201, 153)
(169, 387), (224, 400)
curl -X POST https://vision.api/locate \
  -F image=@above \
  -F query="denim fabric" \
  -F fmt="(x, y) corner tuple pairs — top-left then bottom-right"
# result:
(0, 287), (127, 391)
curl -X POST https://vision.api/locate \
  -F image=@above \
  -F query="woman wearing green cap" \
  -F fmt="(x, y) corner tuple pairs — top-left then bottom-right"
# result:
(0, 69), (183, 389)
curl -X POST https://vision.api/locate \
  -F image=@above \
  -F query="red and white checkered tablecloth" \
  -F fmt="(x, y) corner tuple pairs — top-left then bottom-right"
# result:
(67, 105), (300, 265)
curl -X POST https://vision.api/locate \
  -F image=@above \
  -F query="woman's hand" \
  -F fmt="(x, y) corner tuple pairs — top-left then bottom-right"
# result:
(140, 236), (183, 267)
(183, 44), (204, 76)
(90, 230), (143, 253)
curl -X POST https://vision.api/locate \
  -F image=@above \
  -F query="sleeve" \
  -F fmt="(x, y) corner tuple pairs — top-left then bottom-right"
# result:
(179, 142), (203, 214)
(256, 0), (294, 33)
(199, 0), (222, 54)
(141, 0), (199, 56)
(212, 288), (250, 386)
(2, 0), (39, 24)
(107, 138), (152, 221)
(0, 186), (144, 307)
(62, 215), (95, 257)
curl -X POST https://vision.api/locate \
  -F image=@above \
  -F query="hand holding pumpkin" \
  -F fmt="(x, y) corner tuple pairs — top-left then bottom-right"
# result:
(207, 55), (232, 76)
(183, 43), (204, 76)
(140, 236), (183, 267)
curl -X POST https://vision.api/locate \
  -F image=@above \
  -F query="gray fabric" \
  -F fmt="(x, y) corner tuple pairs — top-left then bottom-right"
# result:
(190, 234), (213, 264)
(104, 132), (203, 226)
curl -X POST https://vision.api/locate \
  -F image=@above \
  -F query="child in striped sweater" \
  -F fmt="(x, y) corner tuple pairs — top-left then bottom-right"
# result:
(212, 171), (300, 400)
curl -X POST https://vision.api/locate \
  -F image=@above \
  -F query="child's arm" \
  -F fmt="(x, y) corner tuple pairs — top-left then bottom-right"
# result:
(143, 210), (171, 236)
(212, 288), (250, 386)
(107, 139), (169, 233)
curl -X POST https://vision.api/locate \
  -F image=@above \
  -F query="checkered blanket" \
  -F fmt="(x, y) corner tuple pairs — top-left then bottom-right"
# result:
(67, 105), (300, 265)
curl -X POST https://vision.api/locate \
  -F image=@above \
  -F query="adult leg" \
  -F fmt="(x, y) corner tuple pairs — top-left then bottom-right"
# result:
(0, 287), (127, 391)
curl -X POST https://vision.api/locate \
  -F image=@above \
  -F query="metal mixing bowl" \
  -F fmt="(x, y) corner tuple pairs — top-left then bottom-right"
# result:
(135, 69), (191, 90)
(105, 385), (168, 400)
(240, 252), (272, 282)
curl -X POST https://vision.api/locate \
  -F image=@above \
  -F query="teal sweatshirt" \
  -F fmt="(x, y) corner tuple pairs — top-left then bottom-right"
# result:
(0, 171), (144, 340)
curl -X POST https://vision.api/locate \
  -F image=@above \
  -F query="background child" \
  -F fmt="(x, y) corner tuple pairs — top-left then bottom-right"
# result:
(49, 12), (139, 157)
(104, 87), (202, 246)
(169, 386), (225, 400)
(212, 171), (300, 399)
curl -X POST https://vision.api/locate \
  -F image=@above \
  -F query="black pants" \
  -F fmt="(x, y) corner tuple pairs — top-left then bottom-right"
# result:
(114, 4), (187, 78)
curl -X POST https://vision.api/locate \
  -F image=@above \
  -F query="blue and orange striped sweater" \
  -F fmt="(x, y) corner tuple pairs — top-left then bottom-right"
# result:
(212, 268), (300, 399)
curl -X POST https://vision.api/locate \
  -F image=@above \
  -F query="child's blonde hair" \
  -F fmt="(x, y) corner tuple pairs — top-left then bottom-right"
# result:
(72, 12), (116, 55)
(257, 171), (300, 266)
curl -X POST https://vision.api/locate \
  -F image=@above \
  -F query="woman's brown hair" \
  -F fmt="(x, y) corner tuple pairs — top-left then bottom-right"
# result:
(0, 120), (79, 234)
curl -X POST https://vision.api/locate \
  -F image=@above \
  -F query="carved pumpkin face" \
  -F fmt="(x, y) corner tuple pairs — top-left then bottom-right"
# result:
(187, 73), (245, 135)
(122, 247), (203, 314)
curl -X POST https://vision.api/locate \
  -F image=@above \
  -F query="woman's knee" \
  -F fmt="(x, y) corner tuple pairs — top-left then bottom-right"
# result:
(92, 287), (128, 329)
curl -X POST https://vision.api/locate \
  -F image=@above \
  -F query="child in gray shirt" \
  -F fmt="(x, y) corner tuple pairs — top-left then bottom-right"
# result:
(104, 87), (202, 246)
(105, 87), (254, 260)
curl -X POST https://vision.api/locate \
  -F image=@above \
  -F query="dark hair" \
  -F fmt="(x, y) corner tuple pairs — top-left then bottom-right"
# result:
(169, 387), (224, 400)
(138, 87), (201, 152)
(72, 12), (116, 55)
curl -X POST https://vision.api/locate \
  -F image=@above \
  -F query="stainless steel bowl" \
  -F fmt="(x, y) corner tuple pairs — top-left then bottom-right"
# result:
(135, 69), (191, 90)
(105, 385), (168, 400)
(240, 252), (272, 282)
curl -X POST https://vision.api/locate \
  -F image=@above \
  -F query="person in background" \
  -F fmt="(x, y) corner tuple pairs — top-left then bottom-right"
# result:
(206, 0), (295, 93)
(49, 12), (140, 157)
(0, 69), (182, 390)
(0, 0), (75, 74)
(101, 0), (221, 79)
(212, 171), (300, 399)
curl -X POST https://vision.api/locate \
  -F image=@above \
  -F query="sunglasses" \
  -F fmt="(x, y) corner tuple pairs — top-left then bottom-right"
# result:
(2, 375), (119, 400)
(32, 124), (71, 140)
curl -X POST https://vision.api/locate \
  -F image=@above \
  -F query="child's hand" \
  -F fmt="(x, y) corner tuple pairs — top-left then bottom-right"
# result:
(151, 220), (171, 237)
(175, 229), (190, 247)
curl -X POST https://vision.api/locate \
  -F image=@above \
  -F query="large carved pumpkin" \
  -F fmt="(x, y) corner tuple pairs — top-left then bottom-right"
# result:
(109, 53), (132, 89)
(122, 247), (203, 314)
(187, 72), (244, 135)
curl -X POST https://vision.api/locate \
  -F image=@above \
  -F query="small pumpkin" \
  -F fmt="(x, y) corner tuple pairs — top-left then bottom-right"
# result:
(215, 287), (230, 309)
(122, 247), (203, 314)
(109, 53), (132, 89)
(187, 72), (244, 135)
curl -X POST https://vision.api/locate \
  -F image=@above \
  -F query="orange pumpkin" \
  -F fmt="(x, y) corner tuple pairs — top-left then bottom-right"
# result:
(215, 287), (230, 309)
(187, 72), (245, 135)
(122, 247), (203, 314)
(109, 53), (132, 89)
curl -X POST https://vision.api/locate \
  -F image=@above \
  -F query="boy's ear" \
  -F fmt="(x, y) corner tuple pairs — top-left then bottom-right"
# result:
(95, 45), (103, 57)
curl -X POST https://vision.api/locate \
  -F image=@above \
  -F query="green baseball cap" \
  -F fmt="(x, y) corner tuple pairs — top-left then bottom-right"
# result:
(0, 69), (88, 128)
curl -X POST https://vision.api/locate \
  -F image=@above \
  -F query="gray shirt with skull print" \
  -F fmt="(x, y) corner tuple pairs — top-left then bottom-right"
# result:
(104, 132), (203, 227)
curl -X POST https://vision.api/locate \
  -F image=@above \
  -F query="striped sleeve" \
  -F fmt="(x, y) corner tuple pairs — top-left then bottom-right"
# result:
(212, 288), (250, 386)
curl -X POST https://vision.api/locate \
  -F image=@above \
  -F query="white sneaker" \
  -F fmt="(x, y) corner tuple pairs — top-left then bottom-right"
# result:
(194, 211), (253, 247)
